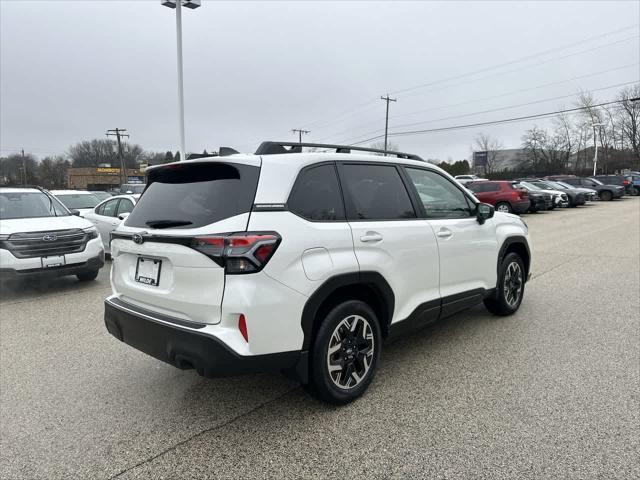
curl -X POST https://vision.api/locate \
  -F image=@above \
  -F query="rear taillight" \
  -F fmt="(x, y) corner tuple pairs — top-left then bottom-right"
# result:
(190, 232), (281, 274)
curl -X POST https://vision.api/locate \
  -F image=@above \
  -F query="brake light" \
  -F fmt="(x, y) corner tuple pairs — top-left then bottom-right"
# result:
(623, 180), (630, 185)
(191, 232), (281, 274)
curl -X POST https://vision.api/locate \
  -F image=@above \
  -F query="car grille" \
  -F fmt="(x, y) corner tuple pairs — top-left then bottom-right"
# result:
(1, 229), (89, 259)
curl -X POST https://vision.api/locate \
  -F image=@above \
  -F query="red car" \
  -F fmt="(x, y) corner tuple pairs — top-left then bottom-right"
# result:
(467, 181), (529, 214)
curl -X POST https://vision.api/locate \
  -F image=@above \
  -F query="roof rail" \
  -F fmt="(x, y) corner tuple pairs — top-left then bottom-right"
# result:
(254, 141), (424, 161)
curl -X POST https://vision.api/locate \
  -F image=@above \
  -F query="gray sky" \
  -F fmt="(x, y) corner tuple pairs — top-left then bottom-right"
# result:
(1, 0), (639, 161)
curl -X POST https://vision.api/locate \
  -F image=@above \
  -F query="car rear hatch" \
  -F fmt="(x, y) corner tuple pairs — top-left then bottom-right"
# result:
(110, 158), (260, 325)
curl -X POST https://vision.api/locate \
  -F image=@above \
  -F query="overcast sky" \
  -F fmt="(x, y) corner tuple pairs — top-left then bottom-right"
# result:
(1, 0), (639, 161)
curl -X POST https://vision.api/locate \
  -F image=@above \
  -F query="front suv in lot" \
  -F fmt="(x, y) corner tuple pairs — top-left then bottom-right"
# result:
(104, 142), (532, 404)
(0, 187), (104, 281)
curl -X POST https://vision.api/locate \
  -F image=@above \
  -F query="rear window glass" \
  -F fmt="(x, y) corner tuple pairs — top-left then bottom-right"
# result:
(56, 193), (100, 209)
(288, 164), (345, 221)
(125, 162), (259, 229)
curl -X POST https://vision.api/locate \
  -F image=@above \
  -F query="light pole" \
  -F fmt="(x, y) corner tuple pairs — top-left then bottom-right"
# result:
(592, 122), (606, 176)
(161, 0), (201, 161)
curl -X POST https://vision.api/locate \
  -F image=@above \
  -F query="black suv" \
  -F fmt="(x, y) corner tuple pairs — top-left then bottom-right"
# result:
(548, 176), (624, 201)
(592, 175), (634, 196)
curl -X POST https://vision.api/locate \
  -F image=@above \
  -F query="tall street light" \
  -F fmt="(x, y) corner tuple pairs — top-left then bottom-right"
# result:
(592, 122), (606, 176)
(161, 0), (201, 161)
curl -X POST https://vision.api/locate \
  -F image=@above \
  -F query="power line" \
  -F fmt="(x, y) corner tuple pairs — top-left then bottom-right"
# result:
(349, 97), (639, 146)
(337, 80), (639, 145)
(297, 25), (639, 133)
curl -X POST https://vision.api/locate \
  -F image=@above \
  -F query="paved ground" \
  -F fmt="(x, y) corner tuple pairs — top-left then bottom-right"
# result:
(1, 198), (638, 479)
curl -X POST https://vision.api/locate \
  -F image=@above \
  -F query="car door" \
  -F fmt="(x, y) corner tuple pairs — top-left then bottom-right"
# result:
(337, 162), (441, 325)
(402, 167), (499, 317)
(89, 198), (120, 248)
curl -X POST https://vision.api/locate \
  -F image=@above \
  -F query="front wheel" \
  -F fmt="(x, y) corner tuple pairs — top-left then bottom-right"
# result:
(77, 269), (99, 282)
(484, 252), (525, 316)
(495, 202), (512, 213)
(307, 300), (382, 404)
(600, 190), (613, 201)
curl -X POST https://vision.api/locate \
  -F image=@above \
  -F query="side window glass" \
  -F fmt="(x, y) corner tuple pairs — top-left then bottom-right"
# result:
(486, 183), (500, 192)
(405, 168), (474, 219)
(288, 164), (345, 221)
(340, 164), (416, 220)
(116, 199), (134, 216)
(102, 199), (118, 217)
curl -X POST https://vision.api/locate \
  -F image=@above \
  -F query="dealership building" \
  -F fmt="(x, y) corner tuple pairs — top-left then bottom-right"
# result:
(67, 167), (145, 191)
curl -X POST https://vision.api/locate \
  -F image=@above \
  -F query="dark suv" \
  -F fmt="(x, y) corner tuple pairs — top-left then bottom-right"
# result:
(467, 181), (530, 213)
(592, 175), (634, 196)
(548, 176), (624, 201)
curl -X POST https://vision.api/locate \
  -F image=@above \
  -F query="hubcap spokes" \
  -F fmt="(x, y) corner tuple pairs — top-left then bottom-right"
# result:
(503, 261), (523, 307)
(327, 315), (374, 390)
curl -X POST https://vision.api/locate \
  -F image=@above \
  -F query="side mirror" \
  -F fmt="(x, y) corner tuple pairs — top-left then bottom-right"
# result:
(70, 209), (81, 216)
(118, 212), (130, 221)
(476, 203), (494, 225)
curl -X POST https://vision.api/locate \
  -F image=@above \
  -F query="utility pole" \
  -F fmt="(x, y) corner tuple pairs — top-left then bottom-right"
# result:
(106, 128), (130, 186)
(292, 129), (310, 143)
(380, 95), (397, 154)
(21, 149), (26, 185)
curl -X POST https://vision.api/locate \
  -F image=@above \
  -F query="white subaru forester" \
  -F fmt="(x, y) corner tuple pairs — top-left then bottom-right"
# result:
(104, 142), (531, 404)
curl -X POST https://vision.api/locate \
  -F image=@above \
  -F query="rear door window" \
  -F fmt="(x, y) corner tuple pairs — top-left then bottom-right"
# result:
(125, 162), (259, 229)
(100, 199), (119, 217)
(288, 164), (345, 221)
(116, 199), (135, 216)
(339, 164), (416, 220)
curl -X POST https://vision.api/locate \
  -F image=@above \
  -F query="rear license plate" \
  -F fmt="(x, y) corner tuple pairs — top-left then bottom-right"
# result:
(42, 255), (65, 268)
(135, 257), (162, 286)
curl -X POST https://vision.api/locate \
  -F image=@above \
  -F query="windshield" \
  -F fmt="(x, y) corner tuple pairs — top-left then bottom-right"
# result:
(56, 193), (100, 209)
(91, 192), (112, 201)
(589, 178), (604, 185)
(544, 181), (566, 190)
(519, 181), (541, 191)
(121, 184), (145, 194)
(0, 191), (70, 220)
(555, 181), (573, 189)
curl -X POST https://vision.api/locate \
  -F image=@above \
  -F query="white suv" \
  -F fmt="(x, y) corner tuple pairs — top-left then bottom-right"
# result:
(104, 143), (531, 404)
(0, 187), (105, 281)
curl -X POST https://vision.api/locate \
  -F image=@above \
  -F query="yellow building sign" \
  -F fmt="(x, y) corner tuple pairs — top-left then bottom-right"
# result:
(96, 167), (120, 174)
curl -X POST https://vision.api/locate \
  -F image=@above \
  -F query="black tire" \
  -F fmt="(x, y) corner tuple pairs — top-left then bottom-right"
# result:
(307, 300), (382, 405)
(483, 252), (525, 316)
(600, 190), (613, 201)
(77, 269), (99, 282)
(633, 187), (640, 197)
(495, 202), (512, 213)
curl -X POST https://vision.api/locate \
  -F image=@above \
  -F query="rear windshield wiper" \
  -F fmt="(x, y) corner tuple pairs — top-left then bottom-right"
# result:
(145, 219), (193, 229)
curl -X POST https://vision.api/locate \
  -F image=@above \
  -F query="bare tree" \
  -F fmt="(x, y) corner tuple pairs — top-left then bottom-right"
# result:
(617, 85), (640, 167)
(473, 133), (504, 174)
(370, 140), (400, 155)
(38, 156), (70, 188)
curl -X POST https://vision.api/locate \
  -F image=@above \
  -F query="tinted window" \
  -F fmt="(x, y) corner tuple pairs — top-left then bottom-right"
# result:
(562, 178), (580, 186)
(116, 199), (134, 216)
(288, 164), (345, 221)
(406, 168), (473, 219)
(340, 164), (415, 220)
(469, 182), (498, 193)
(126, 162), (259, 229)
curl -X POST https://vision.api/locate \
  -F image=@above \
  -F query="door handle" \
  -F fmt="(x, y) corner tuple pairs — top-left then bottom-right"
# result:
(436, 228), (453, 239)
(360, 232), (383, 243)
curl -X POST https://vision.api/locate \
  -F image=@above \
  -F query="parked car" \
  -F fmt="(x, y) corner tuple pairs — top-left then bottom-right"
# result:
(90, 191), (114, 202)
(84, 194), (138, 254)
(516, 181), (569, 208)
(522, 179), (584, 207)
(103, 142), (532, 404)
(50, 190), (101, 217)
(511, 184), (552, 212)
(467, 180), (530, 213)
(547, 176), (624, 201)
(550, 180), (598, 202)
(0, 187), (104, 281)
(120, 183), (145, 195)
(592, 175), (635, 196)
(629, 173), (640, 196)
(455, 174), (487, 185)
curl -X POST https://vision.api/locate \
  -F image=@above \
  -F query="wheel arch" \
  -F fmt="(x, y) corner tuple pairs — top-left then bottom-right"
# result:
(300, 272), (395, 352)
(498, 236), (531, 282)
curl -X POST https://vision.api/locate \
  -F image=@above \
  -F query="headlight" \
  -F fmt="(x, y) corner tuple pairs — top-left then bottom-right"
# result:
(83, 226), (99, 240)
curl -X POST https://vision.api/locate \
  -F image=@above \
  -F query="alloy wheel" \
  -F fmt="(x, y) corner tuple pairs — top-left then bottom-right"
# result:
(503, 261), (523, 307)
(496, 203), (511, 213)
(326, 315), (375, 389)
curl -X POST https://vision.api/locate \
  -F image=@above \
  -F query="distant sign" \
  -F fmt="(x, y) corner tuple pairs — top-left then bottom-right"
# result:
(473, 151), (488, 167)
(96, 167), (120, 174)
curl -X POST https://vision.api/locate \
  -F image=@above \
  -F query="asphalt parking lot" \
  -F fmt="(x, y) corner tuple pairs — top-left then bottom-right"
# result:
(1, 198), (638, 480)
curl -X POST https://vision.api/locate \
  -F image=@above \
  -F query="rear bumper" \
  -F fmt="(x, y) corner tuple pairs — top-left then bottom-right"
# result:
(0, 253), (104, 280)
(104, 297), (302, 378)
